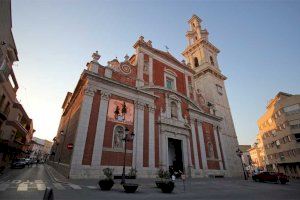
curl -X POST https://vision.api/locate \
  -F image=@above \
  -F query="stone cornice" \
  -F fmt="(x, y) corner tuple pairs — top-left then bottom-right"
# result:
(182, 39), (220, 56)
(83, 70), (158, 100)
(189, 107), (222, 122)
(194, 66), (227, 81)
(134, 42), (194, 75)
(140, 85), (202, 111)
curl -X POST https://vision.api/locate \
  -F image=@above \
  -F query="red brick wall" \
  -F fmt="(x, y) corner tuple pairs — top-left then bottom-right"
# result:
(101, 151), (132, 166)
(194, 119), (203, 169)
(202, 122), (220, 170)
(143, 106), (149, 167)
(98, 66), (105, 76)
(153, 59), (164, 87)
(57, 88), (84, 164)
(207, 160), (220, 170)
(82, 90), (101, 165)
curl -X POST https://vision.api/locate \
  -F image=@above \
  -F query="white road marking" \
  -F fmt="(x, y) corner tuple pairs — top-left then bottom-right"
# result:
(0, 183), (9, 191)
(17, 183), (28, 191)
(53, 183), (65, 190)
(35, 180), (44, 184)
(37, 183), (46, 190)
(86, 186), (98, 189)
(69, 183), (82, 190)
(12, 180), (21, 184)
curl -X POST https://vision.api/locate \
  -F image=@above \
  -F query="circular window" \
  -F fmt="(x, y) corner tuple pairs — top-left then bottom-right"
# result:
(120, 64), (131, 74)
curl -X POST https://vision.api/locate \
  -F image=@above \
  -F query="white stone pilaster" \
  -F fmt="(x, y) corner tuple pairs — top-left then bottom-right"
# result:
(190, 120), (200, 170)
(217, 126), (227, 170)
(213, 126), (223, 170)
(185, 74), (190, 98)
(136, 52), (144, 87)
(148, 105), (155, 168)
(182, 137), (189, 172)
(134, 101), (144, 171)
(91, 91), (110, 167)
(71, 86), (95, 167)
(197, 121), (208, 170)
(160, 133), (167, 169)
(149, 57), (153, 85)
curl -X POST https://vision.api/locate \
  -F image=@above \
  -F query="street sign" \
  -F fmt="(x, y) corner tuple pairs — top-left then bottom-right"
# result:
(67, 143), (73, 150)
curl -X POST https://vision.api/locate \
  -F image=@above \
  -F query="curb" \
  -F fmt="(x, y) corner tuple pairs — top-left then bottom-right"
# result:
(45, 164), (69, 184)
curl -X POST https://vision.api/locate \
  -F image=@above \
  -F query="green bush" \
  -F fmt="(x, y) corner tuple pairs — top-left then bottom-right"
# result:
(103, 168), (114, 180)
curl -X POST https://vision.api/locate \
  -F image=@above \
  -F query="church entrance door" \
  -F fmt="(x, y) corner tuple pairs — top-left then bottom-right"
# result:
(168, 138), (183, 176)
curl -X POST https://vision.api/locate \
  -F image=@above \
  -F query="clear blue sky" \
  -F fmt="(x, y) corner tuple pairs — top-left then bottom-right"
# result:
(11, 0), (300, 144)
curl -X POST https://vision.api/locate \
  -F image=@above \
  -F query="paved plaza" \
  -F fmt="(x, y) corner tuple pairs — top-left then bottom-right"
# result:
(0, 164), (299, 200)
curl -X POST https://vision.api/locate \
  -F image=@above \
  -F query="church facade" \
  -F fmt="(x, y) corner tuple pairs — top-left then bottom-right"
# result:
(51, 15), (242, 179)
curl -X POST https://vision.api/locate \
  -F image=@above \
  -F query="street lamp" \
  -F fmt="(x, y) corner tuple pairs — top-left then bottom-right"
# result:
(121, 127), (135, 184)
(58, 131), (65, 163)
(236, 148), (247, 180)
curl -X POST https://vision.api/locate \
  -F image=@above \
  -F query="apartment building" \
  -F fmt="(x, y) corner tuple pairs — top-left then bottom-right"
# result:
(254, 92), (300, 178)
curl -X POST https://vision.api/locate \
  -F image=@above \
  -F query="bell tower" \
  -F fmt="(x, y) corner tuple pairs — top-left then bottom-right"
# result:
(183, 15), (220, 71)
(182, 15), (242, 177)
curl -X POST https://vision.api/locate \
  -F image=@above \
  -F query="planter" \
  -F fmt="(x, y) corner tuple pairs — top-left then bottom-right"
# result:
(123, 183), (139, 193)
(98, 179), (114, 191)
(160, 181), (175, 193)
(155, 180), (164, 188)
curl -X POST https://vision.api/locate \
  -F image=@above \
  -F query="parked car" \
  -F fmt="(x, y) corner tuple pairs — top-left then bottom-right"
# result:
(11, 158), (27, 169)
(252, 172), (289, 184)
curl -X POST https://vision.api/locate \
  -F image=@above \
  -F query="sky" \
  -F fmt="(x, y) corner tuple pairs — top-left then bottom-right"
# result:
(11, 0), (300, 144)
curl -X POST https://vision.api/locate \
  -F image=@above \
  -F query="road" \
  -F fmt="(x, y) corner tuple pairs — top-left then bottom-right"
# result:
(0, 164), (299, 200)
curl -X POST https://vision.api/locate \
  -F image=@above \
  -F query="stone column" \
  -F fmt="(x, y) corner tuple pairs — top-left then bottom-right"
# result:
(71, 86), (95, 168)
(91, 91), (110, 167)
(213, 125), (223, 170)
(190, 119), (200, 170)
(148, 105), (155, 169)
(133, 101), (145, 171)
(197, 121), (208, 170)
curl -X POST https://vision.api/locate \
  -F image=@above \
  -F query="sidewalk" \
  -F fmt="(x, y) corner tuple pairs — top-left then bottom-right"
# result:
(45, 164), (69, 183)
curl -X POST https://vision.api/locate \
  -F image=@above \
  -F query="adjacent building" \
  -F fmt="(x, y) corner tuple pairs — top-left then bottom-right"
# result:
(250, 92), (300, 178)
(30, 137), (53, 161)
(50, 15), (242, 179)
(0, 0), (35, 167)
(239, 145), (251, 172)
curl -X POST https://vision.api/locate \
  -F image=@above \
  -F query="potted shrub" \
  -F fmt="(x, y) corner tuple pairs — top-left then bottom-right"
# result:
(123, 183), (139, 193)
(98, 168), (114, 191)
(122, 168), (139, 193)
(155, 168), (166, 188)
(127, 168), (137, 179)
(159, 170), (175, 193)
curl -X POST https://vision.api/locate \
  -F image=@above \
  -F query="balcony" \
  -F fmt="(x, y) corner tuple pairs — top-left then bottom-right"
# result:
(6, 120), (29, 136)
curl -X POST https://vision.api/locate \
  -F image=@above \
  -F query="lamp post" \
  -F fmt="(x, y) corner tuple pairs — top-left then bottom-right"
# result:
(121, 127), (135, 185)
(236, 148), (247, 180)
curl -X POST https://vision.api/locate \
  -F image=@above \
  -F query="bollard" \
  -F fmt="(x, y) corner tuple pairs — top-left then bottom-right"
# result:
(43, 187), (54, 200)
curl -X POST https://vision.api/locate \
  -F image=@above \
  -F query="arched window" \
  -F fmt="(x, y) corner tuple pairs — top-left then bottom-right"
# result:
(113, 125), (124, 149)
(170, 101), (178, 119)
(210, 56), (215, 66)
(194, 57), (199, 68)
(208, 142), (214, 158)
